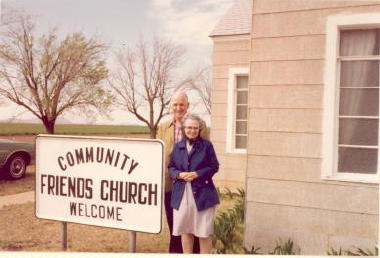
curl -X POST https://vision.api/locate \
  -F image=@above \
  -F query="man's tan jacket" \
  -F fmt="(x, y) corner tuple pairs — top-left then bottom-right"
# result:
(157, 120), (209, 192)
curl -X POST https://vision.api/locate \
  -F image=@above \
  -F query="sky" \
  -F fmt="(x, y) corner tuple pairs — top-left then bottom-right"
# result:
(0, 0), (236, 125)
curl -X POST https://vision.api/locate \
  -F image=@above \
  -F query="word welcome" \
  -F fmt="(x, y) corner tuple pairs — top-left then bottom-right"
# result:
(69, 202), (123, 221)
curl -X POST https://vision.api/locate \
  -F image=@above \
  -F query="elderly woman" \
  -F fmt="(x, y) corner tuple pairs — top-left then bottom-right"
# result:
(168, 113), (220, 254)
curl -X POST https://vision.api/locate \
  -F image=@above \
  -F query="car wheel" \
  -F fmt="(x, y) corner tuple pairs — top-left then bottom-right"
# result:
(6, 155), (27, 179)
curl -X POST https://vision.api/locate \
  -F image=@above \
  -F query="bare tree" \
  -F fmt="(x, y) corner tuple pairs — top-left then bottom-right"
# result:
(182, 66), (212, 115)
(109, 37), (187, 138)
(0, 11), (111, 134)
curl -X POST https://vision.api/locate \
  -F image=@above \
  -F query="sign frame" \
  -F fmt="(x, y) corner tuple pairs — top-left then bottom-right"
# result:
(35, 134), (164, 234)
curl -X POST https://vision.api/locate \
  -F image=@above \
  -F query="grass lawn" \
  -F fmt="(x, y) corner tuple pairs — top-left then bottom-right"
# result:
(0, 123), (149, 135)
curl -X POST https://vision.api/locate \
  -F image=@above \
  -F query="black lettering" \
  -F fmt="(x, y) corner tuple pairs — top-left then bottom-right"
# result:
(69, 202), (123, 221)
(70, 202), (77, 215)
(91, 204), (97, 218)
(59, 176), (67, 196)
(109, 181), (119, 202)
(85, 179), (93, 199)
(47, 175), (55, 195)
(128, 160), (139, 174)
(120, 154), (130, 170)
(78, 202), (84, 216)
(148, 183), (158, 206)
(116, 207), (122, 221)
(77, 178), (85, 198)
(55, 175), (59, 195)
(128, 182), (137, 204)
(57, 156), (67, 171)
(105, 149), (115, 165)
(68, 177), (76, 197)
(66, 152), (74, 166)
(96, 147), (104, 162)
(138, 183), (147, 204)
(75, 148), (85, 164)
(114, 152), (120, 167)
(107, 206), (115, 219)
(100, 180), (108, 201)
(119, 182), (127, 203)
(41, 174), (47, 194)
(85, 203), (90, 217)
(86, 147), (94, 162)
(99, 205), (105, 218)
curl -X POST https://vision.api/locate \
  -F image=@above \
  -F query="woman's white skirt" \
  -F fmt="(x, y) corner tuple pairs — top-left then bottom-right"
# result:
(173, 182), (216, 238)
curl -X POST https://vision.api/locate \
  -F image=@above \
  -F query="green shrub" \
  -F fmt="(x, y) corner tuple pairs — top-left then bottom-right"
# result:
(328, 246), (378, 256)
(213, 187), (245, 254)
(327, 247), (344, 256)
(350, 247), (378, 256)
(270, 238), (299, 255)
(243, 245), (261, 254)
(213, 209), (242, 253)
(233, 188), (245, 224)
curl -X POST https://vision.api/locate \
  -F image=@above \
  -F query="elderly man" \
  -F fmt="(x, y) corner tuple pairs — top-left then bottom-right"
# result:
(157, 91), (209, 253)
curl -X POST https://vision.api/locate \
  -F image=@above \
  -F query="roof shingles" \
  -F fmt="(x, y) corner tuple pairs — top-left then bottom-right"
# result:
(209, 0), (252, 37)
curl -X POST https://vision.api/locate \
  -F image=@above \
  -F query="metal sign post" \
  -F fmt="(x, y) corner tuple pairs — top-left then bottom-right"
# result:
(62, 222), (67, 250)
(35, 135), (164, 251)
(129, 231), (136, 252)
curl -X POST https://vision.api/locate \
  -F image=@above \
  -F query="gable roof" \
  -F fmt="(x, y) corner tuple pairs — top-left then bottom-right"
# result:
(209, 0), (252, 37)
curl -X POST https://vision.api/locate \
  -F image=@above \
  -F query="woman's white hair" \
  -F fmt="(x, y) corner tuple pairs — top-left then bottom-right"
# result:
(181, 113), (206, 130)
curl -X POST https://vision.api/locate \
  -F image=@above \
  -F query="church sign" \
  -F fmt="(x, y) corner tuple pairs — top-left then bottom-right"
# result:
(35, 135), (164, 233)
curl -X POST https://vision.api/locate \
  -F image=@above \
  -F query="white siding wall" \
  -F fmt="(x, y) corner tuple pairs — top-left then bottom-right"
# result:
(245, 0), (380, 254)
(210, 36), (250, 188)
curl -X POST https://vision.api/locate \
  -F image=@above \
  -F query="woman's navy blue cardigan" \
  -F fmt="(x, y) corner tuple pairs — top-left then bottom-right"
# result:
(168, 137), (220, 211)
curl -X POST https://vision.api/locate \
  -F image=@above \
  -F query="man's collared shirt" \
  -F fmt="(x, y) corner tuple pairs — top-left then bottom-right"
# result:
(171, 120), (183, 143)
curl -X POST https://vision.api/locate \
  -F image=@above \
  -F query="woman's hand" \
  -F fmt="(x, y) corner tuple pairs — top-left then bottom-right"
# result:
(178, 172), (187, 180)
(178, 171), (198, 182)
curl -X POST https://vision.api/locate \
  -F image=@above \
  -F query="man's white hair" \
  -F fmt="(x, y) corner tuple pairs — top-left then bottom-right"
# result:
(170, 91), (189, 104)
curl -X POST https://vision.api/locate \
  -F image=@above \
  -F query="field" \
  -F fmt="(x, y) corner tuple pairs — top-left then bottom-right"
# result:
(0, 123), (150, 135)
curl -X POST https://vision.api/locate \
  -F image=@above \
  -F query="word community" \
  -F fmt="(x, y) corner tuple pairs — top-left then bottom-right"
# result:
(57, 146), (139, 174)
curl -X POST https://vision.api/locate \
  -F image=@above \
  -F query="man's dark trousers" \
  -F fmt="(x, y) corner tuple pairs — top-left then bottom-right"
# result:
(165, 191), (200, 253)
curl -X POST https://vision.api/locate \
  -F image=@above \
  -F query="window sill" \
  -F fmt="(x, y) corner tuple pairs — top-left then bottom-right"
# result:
(226, 149), (247, 155)
(322, 174), (379, 184)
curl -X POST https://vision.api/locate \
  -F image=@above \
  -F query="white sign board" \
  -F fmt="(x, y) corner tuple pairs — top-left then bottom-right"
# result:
(35, 134), (163, 233)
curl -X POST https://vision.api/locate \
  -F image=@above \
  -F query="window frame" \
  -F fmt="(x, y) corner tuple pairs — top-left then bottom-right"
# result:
(322, 13), (380, 184)
(226, 67), (249, 154)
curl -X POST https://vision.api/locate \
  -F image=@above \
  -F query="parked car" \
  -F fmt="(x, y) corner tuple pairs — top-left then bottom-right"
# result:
(0, 139), (35, 179)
